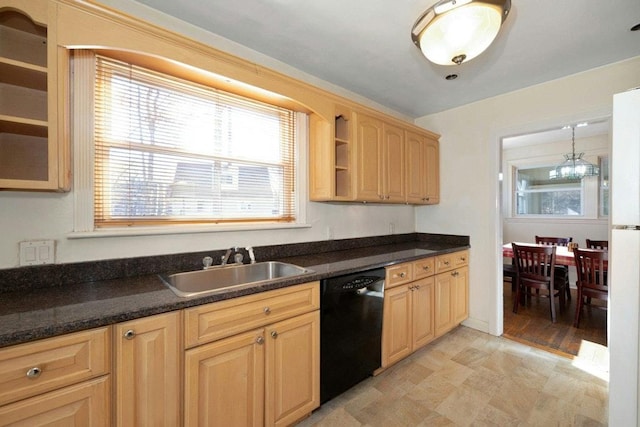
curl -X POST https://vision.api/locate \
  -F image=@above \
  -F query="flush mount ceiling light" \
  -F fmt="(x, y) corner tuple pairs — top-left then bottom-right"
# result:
(549, 125), (600, 180)
(411, 0), (511, 66)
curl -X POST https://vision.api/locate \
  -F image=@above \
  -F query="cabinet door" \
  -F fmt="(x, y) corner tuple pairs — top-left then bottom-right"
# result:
(355, 112), (383, 201)
(452, 266), (469, 324)
(0, 376), (110, 427)
(184, 328), (265, 427)
(265, 311), (320, 427)
(114, 311), (181, 427)
(434, 272), (454, 337)
(405, 131), (426, 204)
(411, 277), (435, 349)
(424, 137), (440, 204)
(381, 284), (412, 368)
(382, 123), (405, 202)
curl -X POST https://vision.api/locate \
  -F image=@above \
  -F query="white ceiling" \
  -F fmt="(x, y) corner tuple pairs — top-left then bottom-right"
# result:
(132, 0), (640, 119)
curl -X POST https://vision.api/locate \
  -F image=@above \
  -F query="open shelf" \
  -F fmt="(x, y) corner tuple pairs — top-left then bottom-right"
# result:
(0, 8), (52, 188)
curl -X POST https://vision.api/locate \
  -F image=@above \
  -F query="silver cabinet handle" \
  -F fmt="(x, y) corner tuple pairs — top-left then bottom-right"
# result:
(263, 307), (271, 315)
(399, 272), (406, 278)
(271, 331), (278, 339)
(26, 367), (42, 379)
(423, 265), (430, 271)
(452, 271), (459, 277)
(444, 261), (450, 265)
(256, 336), (264, 345)
(123, 329), (136, 340)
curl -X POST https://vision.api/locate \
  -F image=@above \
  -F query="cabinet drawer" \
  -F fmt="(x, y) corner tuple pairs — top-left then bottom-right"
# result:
(413, 257), (435, 280)
(386, 263), (413, 289)
(0, 327), (110, 406)
(185, 281), (320, 348)
(0, 376), (110, 426)
(436, 250), (469, 273)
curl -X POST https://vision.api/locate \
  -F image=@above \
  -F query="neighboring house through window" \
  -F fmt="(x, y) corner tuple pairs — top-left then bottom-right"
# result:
(72, 51), (306, 234)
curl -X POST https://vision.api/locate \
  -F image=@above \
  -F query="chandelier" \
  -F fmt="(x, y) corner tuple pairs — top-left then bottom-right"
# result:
(411, 0), (511, 66)
(549, 126), (600, 180)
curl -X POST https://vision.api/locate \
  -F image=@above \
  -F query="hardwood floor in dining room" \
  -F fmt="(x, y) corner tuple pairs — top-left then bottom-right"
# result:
(503, 281), (607, 356)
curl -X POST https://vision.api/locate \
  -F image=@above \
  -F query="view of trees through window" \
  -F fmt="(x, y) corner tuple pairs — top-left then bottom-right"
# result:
(93, 55), (296, 226)
(515, 166), (583, 215)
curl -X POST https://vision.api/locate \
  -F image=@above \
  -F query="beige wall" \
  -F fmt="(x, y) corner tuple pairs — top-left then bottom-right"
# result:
(415, 55), (640, 334)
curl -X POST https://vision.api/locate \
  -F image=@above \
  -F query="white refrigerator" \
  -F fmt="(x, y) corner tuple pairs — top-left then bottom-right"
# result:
(608, 87), (640, 426)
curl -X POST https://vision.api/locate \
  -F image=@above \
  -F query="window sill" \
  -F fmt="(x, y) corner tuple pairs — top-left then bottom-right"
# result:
(504, 217), (608, 225)
(68, 222), (312, 239)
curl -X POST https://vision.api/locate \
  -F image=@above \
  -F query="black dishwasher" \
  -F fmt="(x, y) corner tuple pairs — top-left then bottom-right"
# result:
(320, 268), (385, 403)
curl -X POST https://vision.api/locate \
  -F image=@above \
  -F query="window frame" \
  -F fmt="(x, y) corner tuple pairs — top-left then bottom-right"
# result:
(70, 50), (309, 238)
(506, 157), (606, 222)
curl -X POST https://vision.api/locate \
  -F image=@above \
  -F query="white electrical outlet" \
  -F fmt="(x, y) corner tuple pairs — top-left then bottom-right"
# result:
(19, 240), (55, 266)
(389, 222), (395, 234)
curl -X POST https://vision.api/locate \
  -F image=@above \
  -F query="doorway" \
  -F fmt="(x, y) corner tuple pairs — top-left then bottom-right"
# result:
(499, 119), (609, 356)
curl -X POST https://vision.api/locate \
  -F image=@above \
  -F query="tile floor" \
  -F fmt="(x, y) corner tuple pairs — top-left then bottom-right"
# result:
(297, 326), (609, 426)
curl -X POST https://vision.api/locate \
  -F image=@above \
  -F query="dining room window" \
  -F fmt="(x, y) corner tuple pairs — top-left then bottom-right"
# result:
(515, 165), (583, 216)
(89, 53), (299, 228)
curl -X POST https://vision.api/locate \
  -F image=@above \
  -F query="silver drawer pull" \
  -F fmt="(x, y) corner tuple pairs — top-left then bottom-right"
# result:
(263, 307), (271, 315)
(423, 266), (430, 270)
(123, 329), (136, 340)
(26, 367), (42, 379)
(399, 272), (406, 278)
(256, 336), (264, 345)
(271, 331), (278, 339)
(444, 261), (450, 265)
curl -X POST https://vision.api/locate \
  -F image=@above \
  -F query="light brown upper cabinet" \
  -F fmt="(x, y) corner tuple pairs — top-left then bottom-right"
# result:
(355, 112), (384, 202)
(0, 1), (70, 191)
(406, 131), (440, 204)
(310, 106), (439, 205)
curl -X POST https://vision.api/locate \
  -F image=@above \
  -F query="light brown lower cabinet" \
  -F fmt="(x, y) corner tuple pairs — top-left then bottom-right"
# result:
(435, 253), (469, 337)
(114, 311), (181, 427)
(382, 277), (435, 368)
(382, 251), (468, 369)
(185, 310), (320, 427)
(184, 281), (320, 427)
(0, 327), (111, 426)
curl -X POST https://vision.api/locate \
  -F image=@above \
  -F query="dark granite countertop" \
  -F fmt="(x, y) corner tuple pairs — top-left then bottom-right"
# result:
(0, 234), (469, 348)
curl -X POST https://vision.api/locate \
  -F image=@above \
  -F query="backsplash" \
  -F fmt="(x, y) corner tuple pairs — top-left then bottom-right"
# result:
(0, 233), (469, 293)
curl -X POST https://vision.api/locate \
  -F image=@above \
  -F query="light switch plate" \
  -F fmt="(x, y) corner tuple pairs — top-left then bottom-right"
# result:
(19, 240), (55, 266)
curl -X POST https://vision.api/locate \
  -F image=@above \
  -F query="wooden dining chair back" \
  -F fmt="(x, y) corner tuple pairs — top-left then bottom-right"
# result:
(512, 243), (566, 323)
(535, 236), (572, 246)
(573, 248), (608, 328)
(534, 235), (573, 301)
(586, 239), (609, 250)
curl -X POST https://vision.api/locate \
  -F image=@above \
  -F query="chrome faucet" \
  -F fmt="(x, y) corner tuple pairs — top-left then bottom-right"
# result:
(221, 246), (240, 265)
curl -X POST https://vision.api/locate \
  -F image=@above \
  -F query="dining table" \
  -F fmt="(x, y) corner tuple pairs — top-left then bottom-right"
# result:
(502, 242), (608, 267)
(502, 242), (577, 266)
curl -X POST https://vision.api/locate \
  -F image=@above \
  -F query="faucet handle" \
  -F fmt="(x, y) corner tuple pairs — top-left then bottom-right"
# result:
(203, 256), (213, 269)
(246, 246), (256, 264)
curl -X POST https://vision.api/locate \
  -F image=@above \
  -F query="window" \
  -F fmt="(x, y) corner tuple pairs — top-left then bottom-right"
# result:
(513, 161), (607, 218)
(515, 165), (583, 216)
(599, 157), (609, 217)
(92, 54), (298, 228)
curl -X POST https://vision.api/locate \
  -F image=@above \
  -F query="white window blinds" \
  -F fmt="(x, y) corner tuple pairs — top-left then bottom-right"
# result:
(93, 55), (296, 227)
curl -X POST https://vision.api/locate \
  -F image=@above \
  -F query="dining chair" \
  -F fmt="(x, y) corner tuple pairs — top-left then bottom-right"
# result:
(512, 243), (566, 323)
(534, 236), (572, 301)
(586, 239), (609, 250)
(573, 248), (608, 328)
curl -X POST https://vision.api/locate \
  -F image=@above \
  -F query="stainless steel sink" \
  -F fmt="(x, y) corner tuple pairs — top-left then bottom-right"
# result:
(159, 261), (314, 297)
